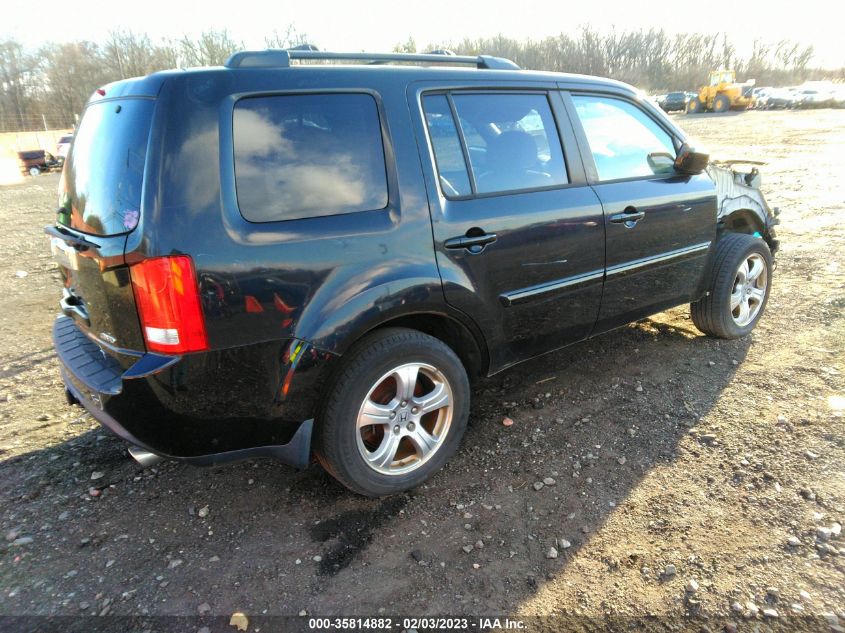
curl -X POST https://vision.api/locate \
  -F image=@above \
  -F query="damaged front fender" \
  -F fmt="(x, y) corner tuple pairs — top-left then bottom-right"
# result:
(707, 161), (780, 254)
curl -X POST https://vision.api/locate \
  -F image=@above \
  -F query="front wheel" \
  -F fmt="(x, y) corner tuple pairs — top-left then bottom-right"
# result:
(315, 328), (470, 496)
(687, 97), (704, 114)
(713, 94), (731, 113)
(691, 233), (773, 339)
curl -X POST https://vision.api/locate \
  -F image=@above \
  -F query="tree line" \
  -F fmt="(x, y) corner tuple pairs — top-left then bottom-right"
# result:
(1, 26), (838, 132)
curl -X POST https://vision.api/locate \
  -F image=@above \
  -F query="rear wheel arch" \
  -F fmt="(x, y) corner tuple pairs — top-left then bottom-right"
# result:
(358, 312), (488, 380)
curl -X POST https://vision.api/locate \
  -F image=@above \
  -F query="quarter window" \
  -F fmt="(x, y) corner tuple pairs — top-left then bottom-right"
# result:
(572, 95), (676, 181)
(422, 95), (472, 197)
(233, 93), (388, 222)
(423, 92), (568, 197)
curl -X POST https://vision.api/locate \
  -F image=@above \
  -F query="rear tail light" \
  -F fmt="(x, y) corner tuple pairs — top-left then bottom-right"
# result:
(129, 256), (208, 354)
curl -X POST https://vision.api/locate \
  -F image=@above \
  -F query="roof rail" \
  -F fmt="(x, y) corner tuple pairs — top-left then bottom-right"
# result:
(224, 49), (520, 71)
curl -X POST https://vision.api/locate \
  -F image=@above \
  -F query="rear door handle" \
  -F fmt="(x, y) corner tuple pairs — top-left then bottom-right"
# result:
(444, 231), (497, 254)
(609, 207), (645, 227)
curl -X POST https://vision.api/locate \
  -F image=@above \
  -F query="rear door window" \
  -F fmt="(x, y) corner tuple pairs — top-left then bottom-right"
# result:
(233, 93), (388, 222)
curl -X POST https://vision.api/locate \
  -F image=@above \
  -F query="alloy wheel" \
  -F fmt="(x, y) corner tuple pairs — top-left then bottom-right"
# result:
(355, 362), (453, 476)
(730, 252), (768, 326)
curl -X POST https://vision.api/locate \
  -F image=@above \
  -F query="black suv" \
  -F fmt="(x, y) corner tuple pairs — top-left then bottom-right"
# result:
(49, 49), (778, 496)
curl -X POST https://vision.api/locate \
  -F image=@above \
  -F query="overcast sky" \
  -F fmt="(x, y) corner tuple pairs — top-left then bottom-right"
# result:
(5, 0), (842, 68)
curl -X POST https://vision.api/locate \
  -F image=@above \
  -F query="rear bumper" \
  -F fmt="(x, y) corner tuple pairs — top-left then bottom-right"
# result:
(53, 315), (325, 469)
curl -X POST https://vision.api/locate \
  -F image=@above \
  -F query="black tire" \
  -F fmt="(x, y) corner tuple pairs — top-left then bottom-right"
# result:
(713, 94), (731, 113)
(314, 327), (470, 497)
(691, 233), (773, 339)
(687, 97), (703, 114)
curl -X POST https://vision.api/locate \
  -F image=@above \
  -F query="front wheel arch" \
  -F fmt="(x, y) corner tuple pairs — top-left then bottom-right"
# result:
(719, 210), (778, 254)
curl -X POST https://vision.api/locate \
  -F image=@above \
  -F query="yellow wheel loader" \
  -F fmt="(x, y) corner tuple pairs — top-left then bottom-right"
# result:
(687, 70), (755, 113)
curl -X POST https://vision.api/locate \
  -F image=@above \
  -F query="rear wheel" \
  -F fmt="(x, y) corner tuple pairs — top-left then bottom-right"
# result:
(315, 328), (470, 496)
(687, 97), (704, 114)
(28, 166), (40, 177)
(713, 94), (731, 113)
(691, 233), (772, 339)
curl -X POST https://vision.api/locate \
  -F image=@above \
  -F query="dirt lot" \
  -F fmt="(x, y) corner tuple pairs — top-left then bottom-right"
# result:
(0, 109), (843, 631)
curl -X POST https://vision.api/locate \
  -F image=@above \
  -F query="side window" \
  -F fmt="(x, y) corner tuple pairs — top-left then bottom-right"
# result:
(422, 92), (568, 198)
(572, 95), (676, 181)
(233, 93), (388, 222)
(452, 93), (568, 195)
(422, 95), (472, 197)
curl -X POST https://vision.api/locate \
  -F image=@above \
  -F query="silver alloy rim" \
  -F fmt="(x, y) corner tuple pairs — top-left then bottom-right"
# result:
(730, 253), (767, 327)
(355, 362), (453, 476)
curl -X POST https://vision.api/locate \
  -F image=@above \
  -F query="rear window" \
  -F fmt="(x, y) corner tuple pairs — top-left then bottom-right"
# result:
(233, 93), (389, 222)
(60, 98), (153, 236)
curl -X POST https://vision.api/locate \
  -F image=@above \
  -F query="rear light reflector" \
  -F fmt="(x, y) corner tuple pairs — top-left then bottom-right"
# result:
(129, 256), (208, 354)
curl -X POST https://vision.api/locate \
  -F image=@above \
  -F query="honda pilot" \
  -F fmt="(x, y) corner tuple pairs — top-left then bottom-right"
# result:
(49, 49), (779, 496)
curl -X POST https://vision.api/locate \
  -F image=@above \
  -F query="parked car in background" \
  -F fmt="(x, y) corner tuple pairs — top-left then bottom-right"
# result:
(752, 87), (773, 108)
(832, 87), (845, 108)
(17, 150), (60, 176)
(660, 91), (689, 113)
(55, 134), (73, 163)
(796, 88), (833, 108)
(765, 88), (798, 110)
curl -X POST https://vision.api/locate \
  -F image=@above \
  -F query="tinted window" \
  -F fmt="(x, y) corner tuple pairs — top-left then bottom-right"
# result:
(452, 93), (568, 195)
(422, 95), (471, 197)
(234, 93), (388, 222)
(572, 95), (676, 181)
(59, 99), (152, 236)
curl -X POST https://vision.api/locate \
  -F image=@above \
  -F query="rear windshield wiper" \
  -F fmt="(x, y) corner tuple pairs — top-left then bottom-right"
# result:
(44, 224), (100, 252)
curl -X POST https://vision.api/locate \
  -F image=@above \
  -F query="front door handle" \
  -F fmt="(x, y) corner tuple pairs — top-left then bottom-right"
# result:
(609, 206), (646, 227)
(444, 231), (498, 254)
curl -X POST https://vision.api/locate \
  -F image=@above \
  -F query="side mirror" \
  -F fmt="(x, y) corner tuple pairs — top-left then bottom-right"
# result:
(646, 152), (676, 175)
(674, 143), (709, 175)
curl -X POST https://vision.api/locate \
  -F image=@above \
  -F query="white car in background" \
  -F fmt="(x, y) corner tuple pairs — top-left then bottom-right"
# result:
(55, 134), (73, 163)
(796, 88), (833, 108)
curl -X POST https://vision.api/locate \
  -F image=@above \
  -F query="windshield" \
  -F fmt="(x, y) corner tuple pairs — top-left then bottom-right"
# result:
(59, 98), (153, 236)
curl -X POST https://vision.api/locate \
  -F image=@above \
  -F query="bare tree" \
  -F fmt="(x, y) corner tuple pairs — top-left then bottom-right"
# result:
(39, 41), (110, 128)
(0, 39), (37, 131)
(103, 30), (178, 78)
(264, 26), (311, 49)
(178, 29), (243, 67)
(0, 27), (838, 132)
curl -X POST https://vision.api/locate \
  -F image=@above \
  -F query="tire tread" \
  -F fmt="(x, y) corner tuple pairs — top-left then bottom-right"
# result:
(314, 327), (468, 496)
(691, 233), (771, 339)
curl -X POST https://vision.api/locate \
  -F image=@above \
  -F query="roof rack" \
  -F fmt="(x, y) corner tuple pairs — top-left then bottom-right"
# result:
(224, 49), (520, 71)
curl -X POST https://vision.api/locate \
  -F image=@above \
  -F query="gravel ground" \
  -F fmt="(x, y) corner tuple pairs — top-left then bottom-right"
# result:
(0, 109), (843, 632)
